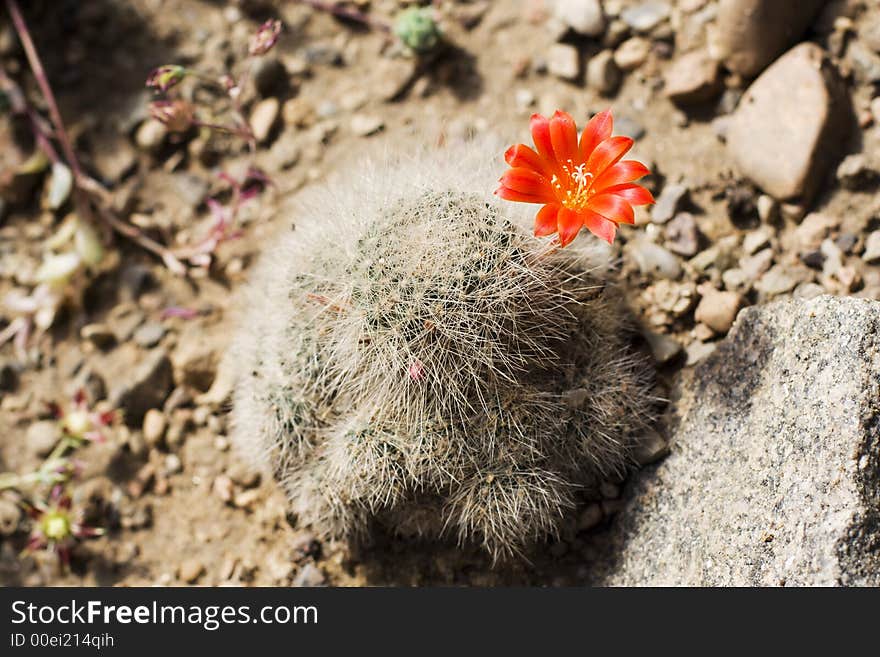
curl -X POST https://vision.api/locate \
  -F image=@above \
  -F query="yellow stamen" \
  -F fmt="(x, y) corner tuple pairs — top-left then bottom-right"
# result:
(551, 159), (594, 210)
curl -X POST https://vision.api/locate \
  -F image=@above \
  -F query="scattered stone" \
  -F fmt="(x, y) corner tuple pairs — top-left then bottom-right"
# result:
(303, 43), (343, 67)
(0, 361), (19, 392)
(172, 331), (219, 392)
(350, 114), (384, 137)
(586, 50), (621, 96)
(631, 430), (670, 466)
(642, 328), (682, 364)
(739, 248), (774, 280)
(630, 240), (682, 279)
(836, 153), (880, 190)
(614, 37), (650, 71)
(134, 119), (167, 153)
(726, 43), (851, 202)
(293, 563), (326, 587)
(614, 116), (645, 140)
(651, 183), (688, 224)
(621, 2), (670, 33)
(163, 453), (183, 476)
(233, 489), (260, 509)
(250, 98), (280, 144)
(664, 50), (722, 104)
(547, 43), (580, 80)
(835, 233), (857, 255)
(664, 212), (699, 256)
(554, 0), (605, 37)
(178, 559), (205, 584)
(589, 297), (880, 585)
(577, 504), (603, 532)
(756, 194), (777, 223)
(252, 57), (288, 97)
(793, 282), (825, 300)
(862, 231), (880, 263)
(514, 88), (535, 113)
(692, 322), (714, 341)
(755, 263), (812, 297)
(712, 0), (827, 77)
(848, 41), (880, 84)
(794, 212), (839, 252)
(227, 461), (260, 489)
(142, 409), (166, 447)
(373, 57), (418, 101)
(871, 97), (880, 125)
(80, 323), (116, 350)
(213, 475), (234, 503)
(111, 350), (174, 426)
(26, 420), (59, 458)
(684, 340), (715, 366)
(694, 284), (741, 334)
(133, 322), (165, 349)
(742, 226), (774, 255)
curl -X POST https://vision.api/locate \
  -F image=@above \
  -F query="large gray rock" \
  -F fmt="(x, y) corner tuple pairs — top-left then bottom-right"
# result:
(712, 0), (827, 77)
(727, 43), (851, 203)
(591, 296), (880, 586)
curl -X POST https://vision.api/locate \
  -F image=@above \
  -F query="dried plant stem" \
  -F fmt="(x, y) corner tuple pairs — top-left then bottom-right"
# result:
(4, 0), (188, 275)
(296, 0), (390, 32)
(5, 0), (83, 180)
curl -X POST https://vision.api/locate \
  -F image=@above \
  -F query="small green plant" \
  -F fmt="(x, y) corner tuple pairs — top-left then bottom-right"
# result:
(230, 139), (655, 560)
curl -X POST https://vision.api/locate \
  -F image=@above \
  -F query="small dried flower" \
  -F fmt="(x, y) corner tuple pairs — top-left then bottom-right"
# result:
(249, 19), (282, 56)
(50, 389), (116, 444)
(24, 485), (103, 565)
(146, 65), (187, 93)
(149, 99), (195, 132)
(497, 109), (654, 247)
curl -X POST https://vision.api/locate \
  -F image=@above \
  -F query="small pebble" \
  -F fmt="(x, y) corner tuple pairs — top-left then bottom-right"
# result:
(178, 558), (205, 584)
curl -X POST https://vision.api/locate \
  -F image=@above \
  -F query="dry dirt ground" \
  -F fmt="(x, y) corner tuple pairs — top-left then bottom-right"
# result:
(1, 0), (879, 586)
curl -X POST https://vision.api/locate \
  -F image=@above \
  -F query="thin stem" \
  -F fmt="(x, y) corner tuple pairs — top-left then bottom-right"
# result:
(296, 0), (391, 32)
(5, 0), (83, 180)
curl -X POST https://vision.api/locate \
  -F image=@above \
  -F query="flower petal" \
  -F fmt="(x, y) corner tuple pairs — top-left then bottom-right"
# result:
(587, 193), (634, 225)
(557, 207), (584, 247)
(601, 183), (655, 206)
(530, 113), (555, 161)
(549, 110), (578, 165)
(591, 160), (650, 191)
(504, 144), (547, 174)
(499, 167), (554, 199)
(534, 204), (560, 237)
(495, 186), (551, 204)
(586, 136), (633, 177)
(578, 109), (613, 162)
(581, 209), (618, 244)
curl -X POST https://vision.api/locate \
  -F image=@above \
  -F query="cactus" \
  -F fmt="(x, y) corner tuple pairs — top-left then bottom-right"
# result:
(230, 139), (655, 561)
(393, 7), (442, 54)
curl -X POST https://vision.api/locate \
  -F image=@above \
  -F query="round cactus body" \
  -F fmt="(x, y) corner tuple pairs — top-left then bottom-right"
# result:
(230, 139), (654, 560)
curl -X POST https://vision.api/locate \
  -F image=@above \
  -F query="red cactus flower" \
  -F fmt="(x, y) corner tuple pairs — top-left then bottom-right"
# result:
(496, 109), (654, 247)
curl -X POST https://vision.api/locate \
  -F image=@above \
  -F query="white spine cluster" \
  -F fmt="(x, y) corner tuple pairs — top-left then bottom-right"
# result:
(230, 139), (654, 560)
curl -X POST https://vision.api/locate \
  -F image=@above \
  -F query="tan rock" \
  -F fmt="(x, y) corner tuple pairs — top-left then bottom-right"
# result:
(727, 43), (852, 202)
